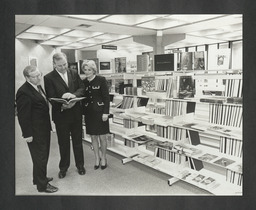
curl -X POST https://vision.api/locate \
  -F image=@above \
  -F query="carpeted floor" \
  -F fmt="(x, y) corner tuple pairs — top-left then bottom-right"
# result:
(15, 118), (210, 196)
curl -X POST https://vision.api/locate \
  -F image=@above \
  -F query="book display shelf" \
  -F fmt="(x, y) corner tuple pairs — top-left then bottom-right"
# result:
(82, 66), (242, 195)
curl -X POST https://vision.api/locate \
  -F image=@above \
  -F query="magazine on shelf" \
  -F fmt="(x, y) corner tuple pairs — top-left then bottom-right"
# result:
(213, 157), (235, 167)
(50, 97), (86, 105)
(198, 153), (218, 162)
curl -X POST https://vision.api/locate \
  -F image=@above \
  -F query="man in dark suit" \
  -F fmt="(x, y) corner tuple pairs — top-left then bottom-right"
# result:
(16, 65), (58, 193)
(44, 52), (85, 179)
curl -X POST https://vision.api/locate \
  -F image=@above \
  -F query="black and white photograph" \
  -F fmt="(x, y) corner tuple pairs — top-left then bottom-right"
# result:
(14, 14), (243, 197)
(2, 0), (254, 207)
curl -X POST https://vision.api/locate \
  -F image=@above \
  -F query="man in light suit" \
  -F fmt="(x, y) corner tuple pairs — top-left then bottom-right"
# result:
(44, 52), (85, 179)
(16, 65), (58, 193)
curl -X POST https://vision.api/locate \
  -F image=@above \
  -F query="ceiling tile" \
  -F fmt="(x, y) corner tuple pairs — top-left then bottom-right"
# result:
(51, 36), (85, 42)
(137, 18), (187, 30)
(41, 40), (71, 46)
(26, 26), (71, 35)
(101, 15), (160, 25)
(16, 32), (55, 40)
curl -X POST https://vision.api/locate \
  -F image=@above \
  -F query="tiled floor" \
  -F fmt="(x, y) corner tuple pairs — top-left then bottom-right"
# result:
(15, 118), (210, 196)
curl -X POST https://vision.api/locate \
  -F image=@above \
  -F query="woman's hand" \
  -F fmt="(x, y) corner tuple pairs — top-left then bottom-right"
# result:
(102, 114), (109, 121)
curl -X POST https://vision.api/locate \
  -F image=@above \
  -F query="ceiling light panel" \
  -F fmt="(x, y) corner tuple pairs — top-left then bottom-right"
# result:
(95, 33), (131, 40)
(64, 30), (103, 38)
(101, 15), (159, 26)
(188, 28), (226, 36)
(16, 32), (55, 40)
(41, 40), (71, 46)
(65, 15), (109, 20)
(137, 18), (187, 30)
(50, 36), (85, 42)
(168, 15), (223, 23)
(80, 38), (111, 44)
(26, 26), (71, 35)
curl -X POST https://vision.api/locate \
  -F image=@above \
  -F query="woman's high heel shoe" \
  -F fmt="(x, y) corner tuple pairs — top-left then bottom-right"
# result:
(94, 159), (101, 170)
(101, 159), (107, 170)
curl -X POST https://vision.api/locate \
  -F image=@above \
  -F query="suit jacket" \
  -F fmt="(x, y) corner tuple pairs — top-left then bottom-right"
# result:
(83, 75), (110, 114)
(44, 69), (85, 123)
(16, 82), (51, 138)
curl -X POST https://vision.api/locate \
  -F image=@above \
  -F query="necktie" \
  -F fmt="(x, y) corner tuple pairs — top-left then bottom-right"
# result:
(62, 73), (69, 87)
(37, 85), (48, 105)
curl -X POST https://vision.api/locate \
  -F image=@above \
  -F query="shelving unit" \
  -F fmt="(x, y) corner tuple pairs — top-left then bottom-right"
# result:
(82, 68), (242, 196)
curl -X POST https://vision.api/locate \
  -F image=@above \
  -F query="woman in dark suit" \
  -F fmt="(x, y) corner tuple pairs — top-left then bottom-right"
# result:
(81, 60), (110, 170)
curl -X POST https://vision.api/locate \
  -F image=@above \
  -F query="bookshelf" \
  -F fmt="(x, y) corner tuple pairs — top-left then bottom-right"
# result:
(82, 68), (242, 195)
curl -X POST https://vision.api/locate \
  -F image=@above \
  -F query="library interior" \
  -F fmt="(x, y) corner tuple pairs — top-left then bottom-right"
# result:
(15, 14), (242, 196)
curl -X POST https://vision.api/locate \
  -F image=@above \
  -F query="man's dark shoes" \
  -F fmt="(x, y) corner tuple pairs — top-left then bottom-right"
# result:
(38, 183), (58, 193)
(58, 171), (66, 179)
(78, 167), (86, 175)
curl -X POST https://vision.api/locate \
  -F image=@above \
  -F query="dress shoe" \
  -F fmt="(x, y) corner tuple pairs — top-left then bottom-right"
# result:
(94, 159), (101, 170)
(58, 171), (66, 179)
(38, 183), (58, 193)
(101, 159), (107, 170)
(78, 167), (86, 175)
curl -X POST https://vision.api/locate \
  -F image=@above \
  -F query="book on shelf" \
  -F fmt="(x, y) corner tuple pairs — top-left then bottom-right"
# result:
(226, 97), (242, 104)
(115, 57), (126, 73)
(154, 54), (175, 71)
(199, 96), (227, 104)
(187, 157), (204, 170)
(213, 157), (235, 167)
(173, 144), (202, 156)
(177, 75), (195, 99)
(50, 97), (85, 105)
(198, 153), (218, 162)
(137, 54), (149, 72)
(141, 76), (155, 95)
(192, 174), (206, 183)
(180, 52), (193, 70)
(194, 51), (205, 70)
(199, 177), (217, 189)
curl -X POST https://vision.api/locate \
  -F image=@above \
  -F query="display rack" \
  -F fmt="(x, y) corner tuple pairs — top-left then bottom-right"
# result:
(82, 69), (242, 195)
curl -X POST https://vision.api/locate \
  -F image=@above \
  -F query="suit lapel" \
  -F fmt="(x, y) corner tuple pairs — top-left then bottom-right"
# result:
(26, 82), (48, 106)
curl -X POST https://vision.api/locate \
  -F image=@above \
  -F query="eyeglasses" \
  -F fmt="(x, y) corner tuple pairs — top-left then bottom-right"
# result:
(29, 72), (42, 79)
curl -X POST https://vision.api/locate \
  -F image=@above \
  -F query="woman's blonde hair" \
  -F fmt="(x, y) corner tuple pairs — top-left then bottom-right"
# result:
(81, 60), (97, 75)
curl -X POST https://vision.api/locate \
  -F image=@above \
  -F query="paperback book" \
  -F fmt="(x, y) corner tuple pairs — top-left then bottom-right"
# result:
(213, 157), (235, 167)
(50, 97), (85, 105)
(198, 153), (218, 162)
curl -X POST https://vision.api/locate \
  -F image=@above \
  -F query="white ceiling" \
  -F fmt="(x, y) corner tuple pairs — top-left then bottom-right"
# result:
(15, 14), (242, 52)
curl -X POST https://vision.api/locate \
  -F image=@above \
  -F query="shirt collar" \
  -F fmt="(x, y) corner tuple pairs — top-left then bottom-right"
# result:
(27, 81), (39, 90)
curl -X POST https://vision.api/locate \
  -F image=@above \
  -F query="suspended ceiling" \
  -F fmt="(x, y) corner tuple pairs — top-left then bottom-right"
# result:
(15, 14), (242, 52)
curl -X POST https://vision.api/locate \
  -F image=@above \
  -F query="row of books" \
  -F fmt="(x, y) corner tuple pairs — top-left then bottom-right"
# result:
(156, 148), (185, 164)
(209, 103), (243, 128)
(165, 100), (192, 117)
(155, 79), (169, 91)
(219, 136), (243, 157)
(156, 125), (187, 141)
(224, 79), (243, 98)
(124, 87), (138, 96)
(226, 169), (243, 186)
(146, 104), (166, 114)
(123, 119), (136, 129)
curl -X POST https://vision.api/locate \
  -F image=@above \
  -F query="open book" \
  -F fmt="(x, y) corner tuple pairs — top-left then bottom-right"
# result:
(50, 97), (86, 105)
